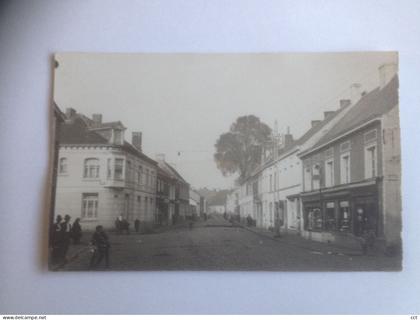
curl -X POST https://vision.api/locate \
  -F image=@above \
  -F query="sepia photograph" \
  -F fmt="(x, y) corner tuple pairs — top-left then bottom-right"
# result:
(49, 52), (401, 271)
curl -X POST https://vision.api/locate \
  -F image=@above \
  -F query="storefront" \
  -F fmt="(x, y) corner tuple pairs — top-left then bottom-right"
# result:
(300, 179), (380, 243)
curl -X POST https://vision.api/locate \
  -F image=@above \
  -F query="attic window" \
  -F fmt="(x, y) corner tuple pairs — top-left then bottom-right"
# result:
(340, 141), (351, 153)
(364, 129), (377, 144)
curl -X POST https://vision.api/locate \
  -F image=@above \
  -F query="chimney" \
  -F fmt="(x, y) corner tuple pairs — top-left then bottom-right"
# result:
(339, 99), (351, 109)
(65, 108), (76, 119)
(311, 120), (321, 128)
(92, 114), (102, 126)
(156, 153), (166, 162)
(379, 63), (397, 88)
(284, 133), (294, 148)
(132, 132), (142, 151)
(323, 111), (335, 119)
(350, 83), (362, 105)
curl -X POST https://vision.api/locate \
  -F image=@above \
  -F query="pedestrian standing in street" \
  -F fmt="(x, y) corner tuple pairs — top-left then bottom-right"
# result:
(59, 214), (72, 264)
(71, 218), (82, 245)
(134, 218), (140, 233)
(89, 225), (110, 269)
(50, 214), (63, 266)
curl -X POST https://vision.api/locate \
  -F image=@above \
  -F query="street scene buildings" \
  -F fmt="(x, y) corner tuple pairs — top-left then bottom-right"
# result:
(49, 53), (402, 271)
(227, 63), (401, 255)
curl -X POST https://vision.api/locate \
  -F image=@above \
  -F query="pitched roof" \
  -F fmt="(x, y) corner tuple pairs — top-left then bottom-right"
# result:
(59, 118), (109, 144)
(307, 75), (398, 153)
(59, 114), (157, 166)
(157, 161), (189, 185)
(121, 142), (157, 166)
(92, 121), (126, 130)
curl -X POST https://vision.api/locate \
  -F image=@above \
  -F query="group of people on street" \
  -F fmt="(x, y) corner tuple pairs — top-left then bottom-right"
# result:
(49, 214), (82, 266)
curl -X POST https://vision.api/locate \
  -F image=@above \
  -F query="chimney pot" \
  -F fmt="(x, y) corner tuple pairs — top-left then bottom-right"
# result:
(65, 108), (76, 119)
(379, 63), (397, 88)
(350, 83), (362, 104)
(323, 111), (335, 119)
(311, 120), (321, 128)
(92, 114), (102, 125)
(156, 153), (166, 162)
(132, 132), (142, 151)
(339, 99), (351, 109)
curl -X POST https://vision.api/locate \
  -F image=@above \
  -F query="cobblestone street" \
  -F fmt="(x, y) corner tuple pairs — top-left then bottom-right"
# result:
(60, 215), (401, 271)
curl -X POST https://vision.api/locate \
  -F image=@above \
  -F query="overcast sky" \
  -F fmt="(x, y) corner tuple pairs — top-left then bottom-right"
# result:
(54, 52), (397, 190)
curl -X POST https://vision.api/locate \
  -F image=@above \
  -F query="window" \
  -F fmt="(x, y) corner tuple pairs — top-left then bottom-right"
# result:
(107, 159), (112, 178)
(304, 166), (312, 191)
(312, 164), (321, 190)
(305, 207), (322, 231)
(338, 201), (351, 231)
(84, 158), (99, 178)
(325, 159), (334, 187)
(138, 166), (143, 184)
(269, 202), (273, 224)
(274, 172), (277, 191)
(126, 160), (132, 182)
(59, 157), (67, 173)
(82, 193), (98, 219)
(113, 129), (122, 144)
(146, 169), (149, 185)
(365, 144), (377, 179)
(269, 175), (273, 192)
(144, 197), (148, 214)
(325, 202), (336, 231)
(340, 153), (350, 184)
(114, 159), (124, 180)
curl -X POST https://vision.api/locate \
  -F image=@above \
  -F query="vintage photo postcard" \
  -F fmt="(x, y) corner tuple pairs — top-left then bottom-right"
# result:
(49, 52), (401, 271)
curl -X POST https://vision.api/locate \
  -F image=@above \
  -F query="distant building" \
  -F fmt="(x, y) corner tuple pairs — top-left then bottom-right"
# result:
(155, 154), (190, 223)
(54, 108), (158, 230)
(208, 190), (229, 215)
(188, 189), (201, 219)
(225, 187), (240, 220)
(298, 64), (400, 252)
(156, 166), (174, 226)
(238, 99), (353, 231)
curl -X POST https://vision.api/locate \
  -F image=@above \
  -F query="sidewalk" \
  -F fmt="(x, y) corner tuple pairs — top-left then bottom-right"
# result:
(232, 220), (368, 256)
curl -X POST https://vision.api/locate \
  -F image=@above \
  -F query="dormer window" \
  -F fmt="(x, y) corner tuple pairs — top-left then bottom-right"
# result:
(113, 129), (123, 145)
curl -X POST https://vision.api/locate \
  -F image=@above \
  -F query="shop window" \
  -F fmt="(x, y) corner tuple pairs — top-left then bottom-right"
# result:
(338, 201), (351, 232)
(325, 202), (336, 231)
(306, 208), (322, 231)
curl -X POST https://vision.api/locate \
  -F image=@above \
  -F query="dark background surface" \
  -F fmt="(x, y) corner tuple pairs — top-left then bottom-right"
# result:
(0, 0), (419, 315)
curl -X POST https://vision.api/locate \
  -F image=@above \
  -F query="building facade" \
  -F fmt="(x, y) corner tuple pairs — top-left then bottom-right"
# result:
(54, 108), (158, 231)
(298, 65), (400, 251)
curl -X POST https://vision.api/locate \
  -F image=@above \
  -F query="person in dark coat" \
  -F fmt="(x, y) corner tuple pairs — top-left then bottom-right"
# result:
(89, 225), (110, 269)
(50, 215), (63, 265)
(71, 218), (82, 245)
(134, 219), (140, 233)
(59, 214), (72, 264)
